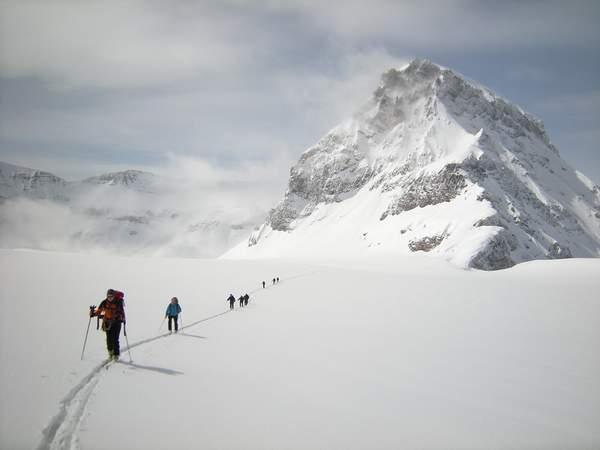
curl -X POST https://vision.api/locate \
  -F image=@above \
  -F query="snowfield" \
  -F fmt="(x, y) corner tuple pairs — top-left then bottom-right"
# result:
(1, 249), (599, 449)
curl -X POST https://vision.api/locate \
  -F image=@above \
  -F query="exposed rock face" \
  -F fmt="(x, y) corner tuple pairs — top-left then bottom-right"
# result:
(470, 232), (515, 270)
(268, 194), (309, 231)
(408, 235), (446, 252)
(233, 59), (600, 269)
(380, 164), (467, 220)
(548, 242), (572, 259)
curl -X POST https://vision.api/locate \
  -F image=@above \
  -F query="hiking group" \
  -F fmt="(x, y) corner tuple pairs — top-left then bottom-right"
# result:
(228, 293), (249, 310)
(262, 276), (279, 288)
(85, 276), (281, 361)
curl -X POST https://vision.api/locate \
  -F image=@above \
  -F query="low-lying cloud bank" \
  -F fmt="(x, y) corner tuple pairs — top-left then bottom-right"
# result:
(0, 156), (289, 257)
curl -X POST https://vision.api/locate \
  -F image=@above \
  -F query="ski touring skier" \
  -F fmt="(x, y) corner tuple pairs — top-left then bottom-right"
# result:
(272, 278), (276, 285)
(276, 277), (279, 283)
(243, 293), (249, 306)
(90, 289), (126, 361)
(262, 281), (266, 288)
(227, 294), (235, 310)
(165, 297), (181, 334)
(239, 295), (244, 308)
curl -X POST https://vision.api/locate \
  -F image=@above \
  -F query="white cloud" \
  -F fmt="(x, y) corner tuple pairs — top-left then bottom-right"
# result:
(0, 0), (258, 88)
(275, 49), (409, 132)
(0, 153), (293, 257)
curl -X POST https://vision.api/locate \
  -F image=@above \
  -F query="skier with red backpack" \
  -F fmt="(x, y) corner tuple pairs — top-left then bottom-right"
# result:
(90, 289), (126, 361)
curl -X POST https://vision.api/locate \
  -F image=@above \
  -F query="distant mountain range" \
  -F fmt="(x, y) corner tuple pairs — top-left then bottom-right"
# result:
(225, 59), (600, 269)
(0, 162), (160, 200)
(0, 161), (263, 257)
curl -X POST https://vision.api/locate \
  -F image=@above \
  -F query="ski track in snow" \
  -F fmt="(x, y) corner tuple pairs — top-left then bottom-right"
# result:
(36, 276), (298, 450)
(36, 313), (231, 450)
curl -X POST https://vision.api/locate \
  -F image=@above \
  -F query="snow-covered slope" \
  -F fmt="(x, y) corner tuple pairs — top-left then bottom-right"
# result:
(0, 162), (263, 257)
(0, 161), (67, 201)
(1, 250), (599, 449)
(226, 59), (600, 269)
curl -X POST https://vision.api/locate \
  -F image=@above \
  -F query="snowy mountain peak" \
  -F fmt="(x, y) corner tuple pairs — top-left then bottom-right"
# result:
(0, 161), (67, 200)
(226, 60), (600, 270)
(82, 170), (158, 191)
(378, 58), (441, 92)
(371, 59), (551, 152)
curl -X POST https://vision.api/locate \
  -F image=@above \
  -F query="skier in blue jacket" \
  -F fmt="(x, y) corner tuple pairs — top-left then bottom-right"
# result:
(165, 297), (182, 333)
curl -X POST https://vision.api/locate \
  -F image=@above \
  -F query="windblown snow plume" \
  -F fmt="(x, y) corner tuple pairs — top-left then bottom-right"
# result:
(225, 59), (600, 269)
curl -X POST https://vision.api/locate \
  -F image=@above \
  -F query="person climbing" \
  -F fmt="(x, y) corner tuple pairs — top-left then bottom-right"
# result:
(243, 293), (249, 306)
(165, 297), (182, 333)
(262, 281), (265, 288)
(90, 289), (126, 361)
(227, 294), (235, 310)
(239, 295), (244, 308)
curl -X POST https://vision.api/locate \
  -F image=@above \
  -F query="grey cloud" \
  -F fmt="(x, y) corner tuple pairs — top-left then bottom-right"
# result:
(536, 91), (600, 118)
(0, 47), (408, 180)
(0, 0), (263, 88)
(4, 0), (598, 90)
(270, 0), (600, 50)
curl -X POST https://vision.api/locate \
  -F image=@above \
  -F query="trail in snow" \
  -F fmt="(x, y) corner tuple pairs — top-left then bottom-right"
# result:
(36, 359), (110, 450)
(37, 311), (230, 450)
(35, 273), (300, 450)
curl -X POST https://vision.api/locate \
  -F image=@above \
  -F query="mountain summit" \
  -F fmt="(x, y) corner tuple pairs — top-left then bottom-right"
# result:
(82, 170), (159, 192)
(226, 59), (600, 269)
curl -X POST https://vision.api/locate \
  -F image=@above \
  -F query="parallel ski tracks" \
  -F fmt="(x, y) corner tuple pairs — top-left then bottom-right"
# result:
(37, 310), (231, 450)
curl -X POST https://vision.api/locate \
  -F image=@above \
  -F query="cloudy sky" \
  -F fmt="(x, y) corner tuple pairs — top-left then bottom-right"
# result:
(1, 0), (599, 193)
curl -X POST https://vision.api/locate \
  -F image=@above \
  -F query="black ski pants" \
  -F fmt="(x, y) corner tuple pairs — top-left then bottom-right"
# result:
(168, 315), (178, 331)
(229, 300), (235, 310)
(104, 320), (121, 356)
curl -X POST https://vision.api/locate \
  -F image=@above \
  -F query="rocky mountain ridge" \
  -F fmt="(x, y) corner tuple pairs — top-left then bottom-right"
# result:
(0, 162), (159, 200)
(228, 59), (600, 269)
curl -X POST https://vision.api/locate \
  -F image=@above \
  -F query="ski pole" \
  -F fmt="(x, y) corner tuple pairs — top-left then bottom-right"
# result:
(80, 305), (95, 360)
(179, 313), (182, 332)
(159, 316), (166, 332)
(123, 322), (133, 362)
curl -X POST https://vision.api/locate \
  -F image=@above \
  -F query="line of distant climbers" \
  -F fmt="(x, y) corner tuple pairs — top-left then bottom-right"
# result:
(262, 277), (279, 288)
(88, 276), (282, 360)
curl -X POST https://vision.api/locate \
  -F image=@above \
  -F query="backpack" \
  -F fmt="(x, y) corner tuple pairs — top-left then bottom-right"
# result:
(98, 290), (126, 322)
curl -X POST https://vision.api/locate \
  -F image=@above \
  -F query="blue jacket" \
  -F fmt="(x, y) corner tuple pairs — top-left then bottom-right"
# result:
(166, 303), (181, 317)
